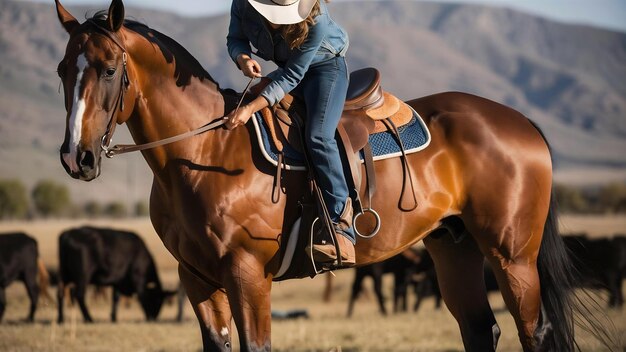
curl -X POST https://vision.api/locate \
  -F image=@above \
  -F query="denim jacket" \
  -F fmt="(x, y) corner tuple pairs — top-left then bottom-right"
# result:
(227, 0), (349, 106)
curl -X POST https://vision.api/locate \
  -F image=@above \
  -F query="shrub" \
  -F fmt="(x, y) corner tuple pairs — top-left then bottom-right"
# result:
(104, 201), (127, 218)
(135, 201), (149, 217)
(84, 201), (103, 218)
(554, 184), (588, 213)
(0, 179), (29, 219)
(31, 180), (71, 217)
(597, 182), (626, 214)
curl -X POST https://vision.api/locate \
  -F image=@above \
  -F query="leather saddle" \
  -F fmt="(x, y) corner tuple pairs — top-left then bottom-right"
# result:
(254, 67), (417, 215)
(256, 68), (420, 277)
(256, 67), (413, 157)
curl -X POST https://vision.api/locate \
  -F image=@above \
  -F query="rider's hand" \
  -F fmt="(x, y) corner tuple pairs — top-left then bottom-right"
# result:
(225, 104), (253, 130)
(237, 54), (262, 79)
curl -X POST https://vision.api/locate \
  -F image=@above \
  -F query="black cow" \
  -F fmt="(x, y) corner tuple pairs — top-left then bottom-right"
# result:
(413, 234), (626, 311)
(347, 248), (430, 317)
(413, 233), (626, 311)
(412, 255), (500, 312)
(0, 232), (50, 322)
(57, 226), (175, 323)
(614, 234), (626, 279)
(563, 234), (624, 307)
(614, 234), (626, 307)
(410, 249), (441, 312)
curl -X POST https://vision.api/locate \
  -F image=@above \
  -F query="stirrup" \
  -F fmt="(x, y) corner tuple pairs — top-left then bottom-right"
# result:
(306, 218), (355, 272)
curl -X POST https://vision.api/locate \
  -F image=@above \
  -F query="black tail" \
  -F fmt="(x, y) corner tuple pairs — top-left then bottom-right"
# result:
(536, 194), (576, 351)
(537, 194), (619, 351)
(530, 119), (618, 351)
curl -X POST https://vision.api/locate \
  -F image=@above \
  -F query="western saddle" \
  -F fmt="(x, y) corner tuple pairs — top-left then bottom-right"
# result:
(254, 67), (417, 242)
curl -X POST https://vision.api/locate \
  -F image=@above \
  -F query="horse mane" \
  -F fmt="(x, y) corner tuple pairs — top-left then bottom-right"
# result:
(87, 11), (219, 89)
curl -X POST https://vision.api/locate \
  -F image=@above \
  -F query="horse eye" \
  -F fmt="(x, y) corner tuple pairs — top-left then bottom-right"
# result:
(104, 67), (117, 78)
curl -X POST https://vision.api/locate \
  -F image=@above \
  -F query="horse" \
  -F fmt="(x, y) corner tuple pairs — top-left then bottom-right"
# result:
(54, 0), (591, 350)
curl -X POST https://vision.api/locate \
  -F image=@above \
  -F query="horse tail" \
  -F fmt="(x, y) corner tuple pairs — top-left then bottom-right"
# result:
(37, 258), (52, 303)
(535, 194), (576, 350)
(531, 119), (617, 351)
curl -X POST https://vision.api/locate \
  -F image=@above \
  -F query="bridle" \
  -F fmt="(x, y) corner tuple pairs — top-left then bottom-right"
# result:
(82, 19), (131, 157)
(84, 19), (253, 158)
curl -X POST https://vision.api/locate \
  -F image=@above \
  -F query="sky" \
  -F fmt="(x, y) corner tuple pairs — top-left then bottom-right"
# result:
(23, 0), (626, 32)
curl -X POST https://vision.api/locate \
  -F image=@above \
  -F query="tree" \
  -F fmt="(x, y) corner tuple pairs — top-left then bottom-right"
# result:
(104, 201), (127, 218)
(598, 182), (626, 213)
(135, 201), (149, 217)
(0, 179), (29, 219)
(554, 184), (587, 213)
(84, 201), (103, 218)
(31, 180), (71, 217)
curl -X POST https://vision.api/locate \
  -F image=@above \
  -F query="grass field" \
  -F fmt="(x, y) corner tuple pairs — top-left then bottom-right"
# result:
(0, 215), (624, 351)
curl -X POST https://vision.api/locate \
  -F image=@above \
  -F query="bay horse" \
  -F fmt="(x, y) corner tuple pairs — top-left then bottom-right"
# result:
(54, 0), (589, 350)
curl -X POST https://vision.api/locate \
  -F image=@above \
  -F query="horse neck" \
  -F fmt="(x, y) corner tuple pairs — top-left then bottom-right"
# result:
(122, 28), (228, 172)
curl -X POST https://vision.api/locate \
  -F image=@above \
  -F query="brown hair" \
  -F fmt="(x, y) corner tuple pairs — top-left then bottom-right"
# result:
(281, 0), (329, 50)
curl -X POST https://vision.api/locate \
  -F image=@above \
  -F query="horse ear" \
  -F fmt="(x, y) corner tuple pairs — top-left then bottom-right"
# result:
(55, 0), (79, 34)
(107, 0), (125, 32)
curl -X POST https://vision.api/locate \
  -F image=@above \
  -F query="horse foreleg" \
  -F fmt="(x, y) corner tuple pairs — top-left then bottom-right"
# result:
(223, 256), (272, 352)
(424, 233), (500, 352)
(179, 265), (233, 352)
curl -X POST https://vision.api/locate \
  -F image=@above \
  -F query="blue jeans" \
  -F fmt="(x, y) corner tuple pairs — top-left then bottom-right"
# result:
(291, 57), (355, 242)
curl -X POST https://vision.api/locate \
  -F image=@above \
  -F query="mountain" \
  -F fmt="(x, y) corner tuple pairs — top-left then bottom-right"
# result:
(1, 0), (625, 205)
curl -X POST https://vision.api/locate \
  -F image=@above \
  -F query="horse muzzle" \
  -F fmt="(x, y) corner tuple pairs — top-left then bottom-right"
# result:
(60, 145), (101, 181)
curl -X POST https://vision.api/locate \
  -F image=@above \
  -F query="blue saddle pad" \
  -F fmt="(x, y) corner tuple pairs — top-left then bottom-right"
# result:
(250, 104), (431, 171)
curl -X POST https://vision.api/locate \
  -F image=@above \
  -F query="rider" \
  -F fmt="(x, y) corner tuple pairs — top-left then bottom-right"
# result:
(225, 0), (355, 265)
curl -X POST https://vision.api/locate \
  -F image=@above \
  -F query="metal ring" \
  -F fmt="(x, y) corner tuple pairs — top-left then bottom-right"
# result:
(100, 135), (113, 158)
(353, 208), (381, 239)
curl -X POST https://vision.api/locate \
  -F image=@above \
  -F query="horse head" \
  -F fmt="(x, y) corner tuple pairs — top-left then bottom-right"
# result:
(56, 0), (132, 181)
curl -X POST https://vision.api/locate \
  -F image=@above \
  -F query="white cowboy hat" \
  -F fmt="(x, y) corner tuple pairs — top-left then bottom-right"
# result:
(248, 0), (318, 25)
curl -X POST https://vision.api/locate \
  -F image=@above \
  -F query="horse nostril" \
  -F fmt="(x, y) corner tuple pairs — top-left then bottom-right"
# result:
(79, 150), (95, 170)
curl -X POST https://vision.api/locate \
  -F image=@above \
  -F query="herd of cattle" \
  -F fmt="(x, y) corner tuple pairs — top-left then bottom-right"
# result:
(0, 227), (180, 323)
(347, 233), (626, 316)
(0, 227), (625, 324)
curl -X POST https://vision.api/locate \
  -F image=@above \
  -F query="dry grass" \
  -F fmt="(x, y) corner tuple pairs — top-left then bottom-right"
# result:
(0, 216), (625, 351)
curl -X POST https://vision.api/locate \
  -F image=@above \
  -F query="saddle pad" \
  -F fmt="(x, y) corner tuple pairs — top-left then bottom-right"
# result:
(251, 105), (431, 171)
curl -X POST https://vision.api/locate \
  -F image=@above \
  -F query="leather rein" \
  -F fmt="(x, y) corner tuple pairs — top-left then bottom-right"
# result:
(88, 20), (251, 158)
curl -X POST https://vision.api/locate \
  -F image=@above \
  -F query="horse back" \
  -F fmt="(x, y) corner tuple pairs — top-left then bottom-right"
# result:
(407, 91), (552, 172)
(352, 91), (552, 265)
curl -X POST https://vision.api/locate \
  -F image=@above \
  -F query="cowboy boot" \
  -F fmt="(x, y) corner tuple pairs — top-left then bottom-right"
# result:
(312, 198), (356, 266)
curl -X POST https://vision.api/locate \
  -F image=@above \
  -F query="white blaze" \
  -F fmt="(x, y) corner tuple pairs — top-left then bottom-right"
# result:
(220, 327), (229, 336)
(62, 54), (89, 173)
